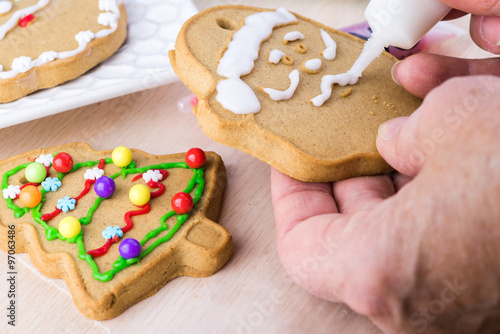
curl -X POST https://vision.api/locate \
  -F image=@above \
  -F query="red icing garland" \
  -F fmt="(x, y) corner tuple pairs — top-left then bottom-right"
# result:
(87, 169), (168, 257)
(87, 203), (151, 257)
(41, 159), (105, 221)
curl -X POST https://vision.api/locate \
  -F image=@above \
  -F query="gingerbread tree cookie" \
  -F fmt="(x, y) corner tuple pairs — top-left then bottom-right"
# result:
(0, 143), (232, 320)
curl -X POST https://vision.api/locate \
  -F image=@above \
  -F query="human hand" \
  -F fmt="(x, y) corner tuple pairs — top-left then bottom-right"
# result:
(271, 75), (500, 333)
(392, 0), (500, 98)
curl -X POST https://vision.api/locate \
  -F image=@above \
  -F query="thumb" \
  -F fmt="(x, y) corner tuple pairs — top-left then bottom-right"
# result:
(376, 110), (424, 177)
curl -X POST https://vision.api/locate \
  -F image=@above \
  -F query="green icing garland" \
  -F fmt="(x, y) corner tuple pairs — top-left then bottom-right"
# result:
(1, 155), (205, 282)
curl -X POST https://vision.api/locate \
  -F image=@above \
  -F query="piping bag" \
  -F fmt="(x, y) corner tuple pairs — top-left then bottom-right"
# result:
(339, 0), (453, 83)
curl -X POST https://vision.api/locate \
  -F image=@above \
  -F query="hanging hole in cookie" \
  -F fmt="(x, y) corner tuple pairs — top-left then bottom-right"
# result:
(216, 18), (237, 30)
(282, 55), (294, 66)
(295, 43), (307, 54)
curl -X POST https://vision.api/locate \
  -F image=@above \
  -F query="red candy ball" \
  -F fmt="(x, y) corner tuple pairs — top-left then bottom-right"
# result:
(185, 148), (206, 169)
(53, 152), (73, 173)
(171, 192), (194, 214)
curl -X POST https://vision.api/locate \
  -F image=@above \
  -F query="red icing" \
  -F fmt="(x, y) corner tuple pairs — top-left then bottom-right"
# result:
(87, 204), (151, 257)
(40, 208), (62, 221)
(122, 203), (150, 233)
(40, 159), (105, 221)
(19, 14), (35, 28)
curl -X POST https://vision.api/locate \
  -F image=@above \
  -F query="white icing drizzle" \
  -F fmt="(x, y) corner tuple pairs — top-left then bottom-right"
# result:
(304, 58), (322, 71)
(0, 0), (123, 79)
(0, 1), (12, 15)
(0, 0), (50, 41)
(262, 69), (300, 101)
(216, 7), (298, 114)
(268, 49), (286, 64)
(283, 31), (304, 43)
(311, 37), (386, 107)
(311, 72), (359, 106)
(320, 29), (336, 60)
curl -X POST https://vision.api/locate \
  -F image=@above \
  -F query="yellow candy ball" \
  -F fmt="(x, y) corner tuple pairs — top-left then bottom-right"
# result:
(112, 146), (133, 168)
(58, 216), (81, 239)
(129, 184), (150, 206)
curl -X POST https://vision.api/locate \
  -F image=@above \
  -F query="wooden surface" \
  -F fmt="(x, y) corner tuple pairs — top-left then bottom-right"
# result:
(0, 0), (493, 333)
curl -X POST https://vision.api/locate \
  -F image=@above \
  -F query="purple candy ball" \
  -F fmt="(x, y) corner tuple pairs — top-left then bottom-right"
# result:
(119, 238), (141, 259)
(94, 176), (115, 198)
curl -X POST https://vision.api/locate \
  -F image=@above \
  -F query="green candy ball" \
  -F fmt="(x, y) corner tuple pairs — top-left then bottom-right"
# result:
(25, 162), (47, 183)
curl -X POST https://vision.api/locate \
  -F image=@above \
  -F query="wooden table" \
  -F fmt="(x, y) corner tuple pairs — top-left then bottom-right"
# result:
(0, 0), (492, 333)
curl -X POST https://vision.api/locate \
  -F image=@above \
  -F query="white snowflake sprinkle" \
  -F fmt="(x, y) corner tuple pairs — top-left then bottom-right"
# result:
(35, 154), (53, 167)
(142, 170), (162, 183)
(84, 167), (104, 180)
(2, 185), (20, 199)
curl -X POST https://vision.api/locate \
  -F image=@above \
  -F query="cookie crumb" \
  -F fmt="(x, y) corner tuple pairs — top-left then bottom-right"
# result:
(383, 101), (395, 110)
(371, 95), (379, 103)
(369, 111), (374, 115)
(339, 88), (353, 98)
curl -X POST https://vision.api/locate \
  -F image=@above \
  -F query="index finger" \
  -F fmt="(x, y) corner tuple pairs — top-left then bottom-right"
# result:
(439, 0), (500, 16)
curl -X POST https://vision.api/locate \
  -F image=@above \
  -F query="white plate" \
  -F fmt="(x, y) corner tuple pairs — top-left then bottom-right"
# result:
(0, 0), (198, 129)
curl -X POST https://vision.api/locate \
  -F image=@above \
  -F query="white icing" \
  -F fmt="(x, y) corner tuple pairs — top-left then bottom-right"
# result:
(262, 69), (300, 101)
(311, 37), (386, 106)
(11, 56), (32, 73)
(39, 51), (57, 62)
(0, 1), (12, 15)
(216, 78), (261, 114)
(75, 30), (95, 44)
(283, 31), (304, 43)
(99, 0), (118, 12)
(269, 49), (286, 64)
(311, 71), (359, 106)
(304, 58), (322, 71)
(216, 8), (297, 114)
(0, 0), (50, 40)
(320, 29), (336, 60)
(0, 0), (123, 80)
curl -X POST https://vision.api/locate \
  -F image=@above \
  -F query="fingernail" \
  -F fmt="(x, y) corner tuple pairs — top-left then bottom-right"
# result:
(391, 61), (401, 85)
(480, 16), (500, 47)
(377, 117), (407, 141)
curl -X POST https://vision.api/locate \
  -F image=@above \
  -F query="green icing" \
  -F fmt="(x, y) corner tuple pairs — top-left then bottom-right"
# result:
(1, 155), (205, 282)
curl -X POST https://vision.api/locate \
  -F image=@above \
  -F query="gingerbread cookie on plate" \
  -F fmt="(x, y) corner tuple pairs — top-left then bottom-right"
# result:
(0, 0), (127, 103)
(169, 6), (422, 182)
(0, 143), (232, 320)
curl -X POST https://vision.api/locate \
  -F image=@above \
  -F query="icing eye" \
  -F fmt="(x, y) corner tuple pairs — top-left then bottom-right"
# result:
(216, 17), (237, 31)
(295, 43), (307, 54)
(0, 1), (12, 16)
(301, 58), (323, 74)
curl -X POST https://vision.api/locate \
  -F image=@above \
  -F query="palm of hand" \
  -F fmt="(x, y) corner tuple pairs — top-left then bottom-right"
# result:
(271, 76), (500, 333)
